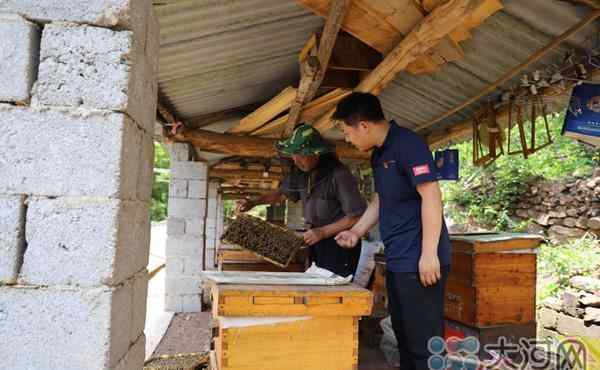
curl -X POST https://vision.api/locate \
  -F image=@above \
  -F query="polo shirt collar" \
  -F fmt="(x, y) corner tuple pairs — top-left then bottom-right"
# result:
(379, 120), (398, 151)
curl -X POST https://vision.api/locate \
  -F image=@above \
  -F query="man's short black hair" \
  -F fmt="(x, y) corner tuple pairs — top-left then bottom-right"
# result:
(332, 92), (385, 126)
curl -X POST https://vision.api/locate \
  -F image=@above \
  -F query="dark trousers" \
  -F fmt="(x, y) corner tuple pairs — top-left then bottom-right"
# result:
(386, 266), (449, 370)
(310, 237), (361, 277)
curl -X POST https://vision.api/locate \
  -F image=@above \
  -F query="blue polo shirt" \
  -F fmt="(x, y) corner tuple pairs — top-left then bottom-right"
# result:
(372, 122), (451, 273)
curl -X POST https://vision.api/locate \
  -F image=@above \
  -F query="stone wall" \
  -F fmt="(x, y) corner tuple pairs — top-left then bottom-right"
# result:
(511, 169), (600, 241)
(538, 276), (600, 367)
(0, 1), (158, 369)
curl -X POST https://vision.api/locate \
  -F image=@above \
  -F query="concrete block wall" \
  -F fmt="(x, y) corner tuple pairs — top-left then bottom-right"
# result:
(204, 181), (220, 270)
(0, 3), (158, 370)
(165, 143), (208, 313)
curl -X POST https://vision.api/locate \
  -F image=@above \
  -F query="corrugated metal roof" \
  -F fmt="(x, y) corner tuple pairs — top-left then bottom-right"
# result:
(154, 0), (598, 146)
(154, 0), (323, 119)
(382, 0), (598, 139)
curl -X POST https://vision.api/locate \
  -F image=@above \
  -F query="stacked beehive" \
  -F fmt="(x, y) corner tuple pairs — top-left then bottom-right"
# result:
(444, 233), (543, 360)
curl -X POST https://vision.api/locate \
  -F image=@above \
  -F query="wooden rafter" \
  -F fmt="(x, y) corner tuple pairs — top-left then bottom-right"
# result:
(251, 88), (351, 137)
(210, 169), (285, 181)
(417, 9), (600, 132)
(227, 87), (298, 134)
(565, 0), (600, 9)
(283, 0), (351, 136)
(314, 0), (489, 132)
(170, 126), (370, 160)
(295, 0), (498, 75)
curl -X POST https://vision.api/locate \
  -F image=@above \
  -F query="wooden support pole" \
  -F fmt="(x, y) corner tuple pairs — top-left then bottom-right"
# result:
(171, 127), (370, 160)
(313, 0), (486, 132)
(417, 9), (600, 132)
(283, 0), (350, 136)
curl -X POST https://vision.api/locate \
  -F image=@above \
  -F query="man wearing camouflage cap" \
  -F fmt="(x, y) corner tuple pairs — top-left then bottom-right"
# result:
(236, 123), (366, 277)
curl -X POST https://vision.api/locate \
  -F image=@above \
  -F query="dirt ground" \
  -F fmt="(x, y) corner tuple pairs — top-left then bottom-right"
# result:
(152, 312), (213, 357)
(152, 312), (396, 369)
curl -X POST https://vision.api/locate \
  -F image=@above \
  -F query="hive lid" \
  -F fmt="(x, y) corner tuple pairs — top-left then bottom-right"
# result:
(450, 232), (544, 254)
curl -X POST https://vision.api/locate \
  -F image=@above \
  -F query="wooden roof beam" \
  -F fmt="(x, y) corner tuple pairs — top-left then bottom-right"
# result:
(417, 9), (600, 132)
(171, 126), (370, 160)
(314, 0), (490, 132)
(284, 0), (351, 136)
(210, 169), (285, 182)
(227, 87), (298, 135)
(566, 0), (600, 9)
(251, 88), (351, 137)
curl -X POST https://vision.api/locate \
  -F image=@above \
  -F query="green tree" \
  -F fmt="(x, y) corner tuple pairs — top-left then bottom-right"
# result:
(150, 142), (170, 222)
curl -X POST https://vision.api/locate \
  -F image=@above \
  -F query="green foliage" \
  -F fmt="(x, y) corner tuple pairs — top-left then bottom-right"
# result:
(223, 200), (235, 221)
(151, 142), (170, 222)
(154, 142), (170, 169)
(537, 234), (600, 304)
(442, 112), (598, 231)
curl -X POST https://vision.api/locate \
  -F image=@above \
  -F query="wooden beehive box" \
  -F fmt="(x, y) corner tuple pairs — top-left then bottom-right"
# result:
(444, 319), (537, 362)
(209, 282), (373, 370)
(221, 215), (304, 268)
(217, 249), (307, 273)
(445, 233), (542, 327)
(213, 316), (358, 370)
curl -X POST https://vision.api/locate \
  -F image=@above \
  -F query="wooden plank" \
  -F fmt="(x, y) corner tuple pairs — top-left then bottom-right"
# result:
(284, 0), (350, 136)
(210, 169), (284, 181)
(296, 0), (402, 54)
(252, 88), (351, 136)
(314, 0), (486, 132)
(299, 0), (472, 74)
(417, 9), (600, 132)
(171, 126), (370, 160)
(228, 87), (297, 134)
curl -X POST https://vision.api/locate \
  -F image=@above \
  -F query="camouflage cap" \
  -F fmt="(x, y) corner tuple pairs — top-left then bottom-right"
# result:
(276, 123), (335, 156)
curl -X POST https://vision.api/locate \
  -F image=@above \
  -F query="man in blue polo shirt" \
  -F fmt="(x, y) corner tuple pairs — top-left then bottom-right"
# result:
(333, 92), (451, 370)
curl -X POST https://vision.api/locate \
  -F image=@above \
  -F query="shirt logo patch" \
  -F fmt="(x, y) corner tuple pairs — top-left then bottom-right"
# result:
(382, 160), (396, 169)
(412, 164), (431, 176)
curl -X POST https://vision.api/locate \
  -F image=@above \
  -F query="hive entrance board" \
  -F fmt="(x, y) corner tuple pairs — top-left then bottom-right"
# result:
(221, 215), (304, 268)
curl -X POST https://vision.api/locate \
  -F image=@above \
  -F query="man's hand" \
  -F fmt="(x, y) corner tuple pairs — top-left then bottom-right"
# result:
(418, 253), (441, 287)
(235, 199), (255, 214)
(335, 230), (360, 249)
(303, 228), (325, 246)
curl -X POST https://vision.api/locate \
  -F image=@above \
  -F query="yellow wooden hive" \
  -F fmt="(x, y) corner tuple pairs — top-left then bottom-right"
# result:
(208, 282), (373, 370)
